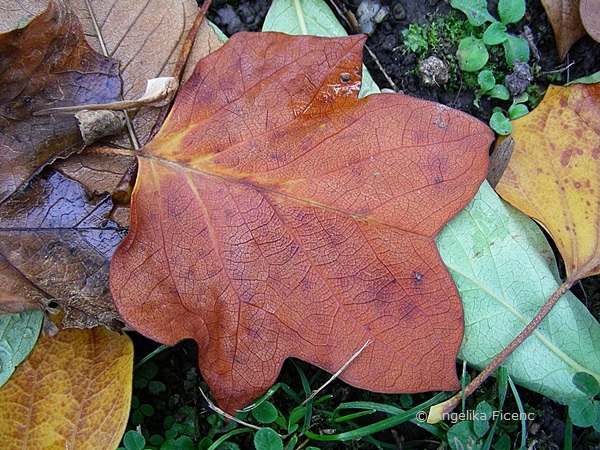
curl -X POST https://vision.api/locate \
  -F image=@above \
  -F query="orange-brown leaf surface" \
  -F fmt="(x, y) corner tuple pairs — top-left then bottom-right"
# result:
(110, 32), (493, 413)
(541, 0), (587, 60)
(0, 321), (133, 449)
(495, 83), (600, 280)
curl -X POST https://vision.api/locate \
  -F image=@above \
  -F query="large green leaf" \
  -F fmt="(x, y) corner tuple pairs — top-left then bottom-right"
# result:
(438, 182), (600, 404)
(0, 310), (43, 387)
(262, 0), (379, 96)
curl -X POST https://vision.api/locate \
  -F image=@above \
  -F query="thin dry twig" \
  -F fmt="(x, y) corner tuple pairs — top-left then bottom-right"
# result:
(83, 0), (139, 150)
(301, 339), (373, 406)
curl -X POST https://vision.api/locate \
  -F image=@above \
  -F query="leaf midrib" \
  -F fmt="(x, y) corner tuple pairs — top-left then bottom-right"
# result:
(446, 262), (596, 378)
(141, 154), (439, 241)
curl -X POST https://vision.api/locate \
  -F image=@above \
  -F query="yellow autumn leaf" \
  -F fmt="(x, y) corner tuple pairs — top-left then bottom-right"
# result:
(495, 83), (600, 280)
(0, 324), (133, 449)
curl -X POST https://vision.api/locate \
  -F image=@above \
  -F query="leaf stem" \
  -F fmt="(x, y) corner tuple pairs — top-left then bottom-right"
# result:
(301, 339), (372, 406)
(149, 0), (212, 140)
(428, 278), (576, 423)
(294, 0), (309, 35)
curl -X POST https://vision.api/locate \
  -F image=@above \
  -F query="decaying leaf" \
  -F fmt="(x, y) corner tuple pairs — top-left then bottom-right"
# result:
(0, 170), (127, 329)
(541, 0), (587, 61)
(0, 0), (220, 329)
(495, 83), (600, 280)
(110, 32), (493, 414)
(66, 0), (224, 147)
(0, 0), (122, 204)
(0, 318), (133, 449)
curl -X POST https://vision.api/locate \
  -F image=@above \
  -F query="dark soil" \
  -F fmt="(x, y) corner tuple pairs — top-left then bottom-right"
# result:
(208, 0), (600, 123)
(128, 1), (600, 448)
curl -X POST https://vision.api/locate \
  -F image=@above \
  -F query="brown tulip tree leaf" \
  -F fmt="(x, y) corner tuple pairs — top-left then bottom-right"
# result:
(580, 0), (600, 43)
(0, 169), (127, 329)
(541, 0), (587, 61)
(0, 317), (133, 449)
(0, 0), (122, 205)
(110, 32), (493, 414)
(495, 83), (600, 280)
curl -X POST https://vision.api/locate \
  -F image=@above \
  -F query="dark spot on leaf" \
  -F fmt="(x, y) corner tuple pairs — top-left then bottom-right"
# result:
(340, 72), (351, 83)
(561, 148), (573, 166)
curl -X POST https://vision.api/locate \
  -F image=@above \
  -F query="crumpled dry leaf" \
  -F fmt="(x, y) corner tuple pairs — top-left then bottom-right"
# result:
(0, 0), (222, 328)
(0, 0), (121, 204)
(495, 83), (600, 280)
(0, 169), (127, 329)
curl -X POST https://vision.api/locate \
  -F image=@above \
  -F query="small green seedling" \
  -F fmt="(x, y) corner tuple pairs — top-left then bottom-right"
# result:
(134, 361), (167, 395)
(568, 372), (600, 430)
(488, 92), (529, 135)
(475, 70), (510, 106)
(452, 0), (529, 72)
(120, 430), (146, 450)
(130, 395), (155, 426)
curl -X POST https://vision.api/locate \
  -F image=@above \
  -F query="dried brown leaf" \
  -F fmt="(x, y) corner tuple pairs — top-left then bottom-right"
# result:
(580, 0), (600, 43)
(0, 0), (220, 328)
(111, 32), (492, 414)
(541, 0), (587, 61)
(0, 0), (122, 204)
(0, 170), (127, 329)
(67, 0), (223, 147)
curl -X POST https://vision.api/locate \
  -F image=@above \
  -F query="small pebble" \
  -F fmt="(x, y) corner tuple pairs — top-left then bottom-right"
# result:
(356, 0), (390, 35)
(419, 56), (449, 87)
(382, 35), (396, 52)
(217, 5), (246, 35)
(392, 3), (406, 20)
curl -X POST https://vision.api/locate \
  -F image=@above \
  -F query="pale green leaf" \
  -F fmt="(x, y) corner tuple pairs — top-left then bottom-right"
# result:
(566, 70), (600, 86)
(438, 182), (600, 405)
(0, 310), (43, 387)
(262, 0), (379, 96)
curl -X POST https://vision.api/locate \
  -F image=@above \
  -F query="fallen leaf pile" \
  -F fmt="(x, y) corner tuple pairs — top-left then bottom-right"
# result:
(110, 31), (493, 413)
(0, 0), (221, 329)
(2, 0), (598, 446)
